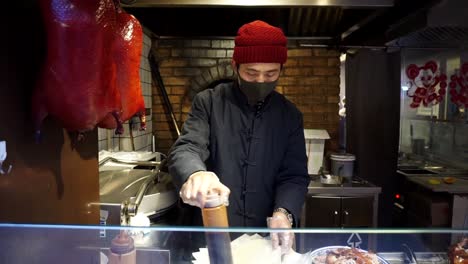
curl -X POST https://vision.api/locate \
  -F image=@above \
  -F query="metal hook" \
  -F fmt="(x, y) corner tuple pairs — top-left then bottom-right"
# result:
(0, 160), (12, 175)
(0, 141), (12, 175)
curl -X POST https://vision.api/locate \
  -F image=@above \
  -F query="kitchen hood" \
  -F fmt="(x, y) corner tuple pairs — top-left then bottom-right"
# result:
(121, 0), (466, 48)
(123, 0), (398, 43)
(123, 0), (394, 8)
(385, 0), (468, 48)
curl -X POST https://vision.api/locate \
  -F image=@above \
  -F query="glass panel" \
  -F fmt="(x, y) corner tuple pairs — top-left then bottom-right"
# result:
(1, 224), (466, 264)
(399, 49), (468, 169)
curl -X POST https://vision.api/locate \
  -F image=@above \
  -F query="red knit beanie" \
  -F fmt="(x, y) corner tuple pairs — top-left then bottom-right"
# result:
(233, 20), (287, 64)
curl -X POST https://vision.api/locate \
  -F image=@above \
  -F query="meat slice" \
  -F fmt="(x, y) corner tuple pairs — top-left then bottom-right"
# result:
(33, 0), (123, 139)
(98, 2), (146, 131)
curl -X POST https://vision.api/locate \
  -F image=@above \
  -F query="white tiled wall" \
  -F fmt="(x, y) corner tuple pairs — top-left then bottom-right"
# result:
(98, 32), (153, 152)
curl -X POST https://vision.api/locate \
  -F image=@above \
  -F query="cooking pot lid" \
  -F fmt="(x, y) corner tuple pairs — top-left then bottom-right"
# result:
(330, 153), (356, 161)
(99, 169), (174, 203)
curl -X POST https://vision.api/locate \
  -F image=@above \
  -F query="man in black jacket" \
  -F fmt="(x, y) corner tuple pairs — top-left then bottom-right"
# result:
(168, 20), (309, 253)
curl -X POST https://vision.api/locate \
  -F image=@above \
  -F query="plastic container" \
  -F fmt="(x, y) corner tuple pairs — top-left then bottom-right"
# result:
(108, 231), (136, 264)
(304, 129), (330, 175)
(202, 194), (233, 264)
(330, 153), (356, 179)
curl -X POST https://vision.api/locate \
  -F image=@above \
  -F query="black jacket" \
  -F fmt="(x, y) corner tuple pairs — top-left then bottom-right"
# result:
(168, 81), (309, 227)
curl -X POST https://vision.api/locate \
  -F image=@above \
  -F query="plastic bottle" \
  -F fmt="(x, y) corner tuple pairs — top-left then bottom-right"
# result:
(201, 194), (233, 264)
(108, 230), (136, 264)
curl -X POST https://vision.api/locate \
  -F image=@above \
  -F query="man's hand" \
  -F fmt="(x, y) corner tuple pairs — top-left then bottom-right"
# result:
(179, 171), (230, 208)
(267, 211), (294, 254)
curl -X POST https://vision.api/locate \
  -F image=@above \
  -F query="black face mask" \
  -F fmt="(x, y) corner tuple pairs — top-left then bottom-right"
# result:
(238, 76), (278, 105)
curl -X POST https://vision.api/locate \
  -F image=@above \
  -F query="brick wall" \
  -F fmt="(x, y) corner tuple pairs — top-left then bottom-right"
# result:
(151, 38), (341, 154)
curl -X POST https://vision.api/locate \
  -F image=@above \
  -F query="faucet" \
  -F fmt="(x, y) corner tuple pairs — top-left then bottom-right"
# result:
(402, 244), (418, 264)
(427, 120), (434, 151)
(452, 123), (457, 150)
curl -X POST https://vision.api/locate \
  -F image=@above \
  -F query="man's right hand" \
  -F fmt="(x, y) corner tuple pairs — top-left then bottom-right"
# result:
(179, 171), (230, 208)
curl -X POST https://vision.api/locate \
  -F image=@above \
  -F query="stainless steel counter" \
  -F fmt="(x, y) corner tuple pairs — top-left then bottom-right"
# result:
(397, 158), (468, 233)
(308, 178), (382, 196)
(404, 176), (468, 194)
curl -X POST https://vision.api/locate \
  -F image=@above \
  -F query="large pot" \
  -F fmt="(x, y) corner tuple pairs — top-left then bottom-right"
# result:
(330, 153), (355, 179)
(98, 168), (178, 225)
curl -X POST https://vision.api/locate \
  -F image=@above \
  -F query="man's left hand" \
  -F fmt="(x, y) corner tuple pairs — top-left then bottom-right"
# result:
(267, 212), (294, 254)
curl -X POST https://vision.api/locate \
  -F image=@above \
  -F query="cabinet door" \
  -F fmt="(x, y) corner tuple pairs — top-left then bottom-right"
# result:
(304, 195), (341, 227)
(341, 196), (373, 227)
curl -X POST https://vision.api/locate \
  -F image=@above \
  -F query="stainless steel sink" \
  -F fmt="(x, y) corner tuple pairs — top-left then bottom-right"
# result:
(398, 166), (421, 170)
(398, 169), (438, 175)
(427, 168), (468, 175)
(398, 165), (468, 176)
(398, 157), (468, 176)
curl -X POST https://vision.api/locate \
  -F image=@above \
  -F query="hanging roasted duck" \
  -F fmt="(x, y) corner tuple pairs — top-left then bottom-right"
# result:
(98, 2), (146, 131)
(33, 0), (147, 140)
(33, 0), (123, 139)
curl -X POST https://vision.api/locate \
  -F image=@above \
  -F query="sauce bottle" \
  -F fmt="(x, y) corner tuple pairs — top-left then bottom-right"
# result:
(108, 230), (136, 264)
(201, 194), (233, 264)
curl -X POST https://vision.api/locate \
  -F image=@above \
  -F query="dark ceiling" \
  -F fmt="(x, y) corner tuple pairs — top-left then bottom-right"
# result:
(9, 0), (461, 48)
(124, 7), (372, 38)
(124, 0), (445, 46)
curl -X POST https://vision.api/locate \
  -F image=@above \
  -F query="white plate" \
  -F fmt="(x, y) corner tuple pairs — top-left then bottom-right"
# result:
(309, 246), (389, 264)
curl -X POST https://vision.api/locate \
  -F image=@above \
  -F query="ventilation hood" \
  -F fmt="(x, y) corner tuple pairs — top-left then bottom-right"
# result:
(122, 0), (395, 43)
(386, 0), (468, 48)
(123, 0), (394, 8)
(121, 0), (467, 48)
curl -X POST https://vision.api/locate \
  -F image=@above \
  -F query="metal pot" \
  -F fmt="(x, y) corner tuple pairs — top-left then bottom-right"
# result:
(97, 168), (178, 225)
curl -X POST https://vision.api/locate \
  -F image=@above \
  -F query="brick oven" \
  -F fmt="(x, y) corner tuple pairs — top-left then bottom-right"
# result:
(151, 38), (341, 154)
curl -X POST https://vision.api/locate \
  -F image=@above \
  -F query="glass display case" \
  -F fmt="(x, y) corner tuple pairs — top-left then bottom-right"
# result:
(1, 223), (466, 264)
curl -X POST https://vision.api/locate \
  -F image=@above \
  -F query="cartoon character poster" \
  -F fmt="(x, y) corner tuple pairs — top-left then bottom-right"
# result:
(449, 62), (468, 108)
(405, 61), (447, 108)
